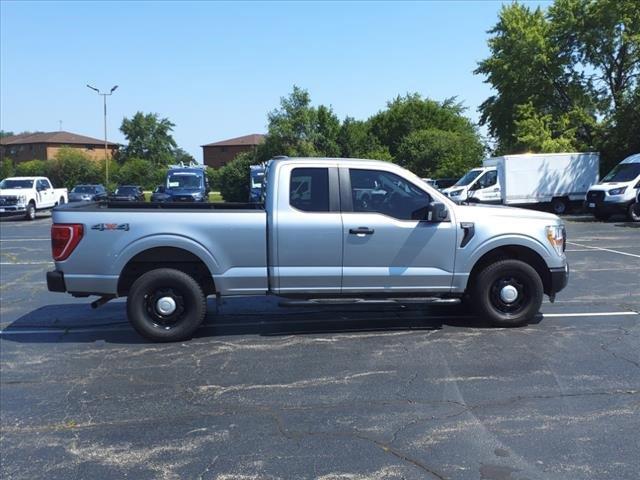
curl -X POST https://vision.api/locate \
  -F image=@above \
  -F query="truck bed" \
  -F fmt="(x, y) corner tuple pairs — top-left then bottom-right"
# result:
(57, 201), (263, 212)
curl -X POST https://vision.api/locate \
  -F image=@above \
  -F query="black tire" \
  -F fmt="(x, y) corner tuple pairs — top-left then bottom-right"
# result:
(126, 268), (207, 342)
(59, 197), (65, 205)
(25, 202), (36, 221)
(551, 197), (567, 215)
(628, 202), (640, 222)
(472, 259), (543, 327)
(594, 211), (609, 221)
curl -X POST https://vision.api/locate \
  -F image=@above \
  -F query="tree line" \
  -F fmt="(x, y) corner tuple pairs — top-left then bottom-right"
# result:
(0, 113), (195, 190)
(218, 87), (485, 201)
(2, 0), (636, 198)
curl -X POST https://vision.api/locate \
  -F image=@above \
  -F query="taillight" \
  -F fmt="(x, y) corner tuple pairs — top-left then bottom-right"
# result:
(51, 224), (84, 261)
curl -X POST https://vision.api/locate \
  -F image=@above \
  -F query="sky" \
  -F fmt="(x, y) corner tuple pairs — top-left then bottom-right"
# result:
(1, 0), (552, 160)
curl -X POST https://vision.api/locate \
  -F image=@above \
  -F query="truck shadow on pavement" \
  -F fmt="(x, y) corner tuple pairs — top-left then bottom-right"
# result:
(0, 299), (534, 344)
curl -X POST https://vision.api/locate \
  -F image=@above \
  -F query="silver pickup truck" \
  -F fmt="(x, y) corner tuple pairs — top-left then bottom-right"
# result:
(47, 157), (569, 342)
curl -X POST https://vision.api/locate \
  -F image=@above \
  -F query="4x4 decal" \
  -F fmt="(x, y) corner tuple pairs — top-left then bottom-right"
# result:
(91, 223), (129, 231)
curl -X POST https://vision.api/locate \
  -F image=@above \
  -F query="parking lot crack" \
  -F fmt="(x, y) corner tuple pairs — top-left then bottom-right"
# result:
(600, 326), (640, 370)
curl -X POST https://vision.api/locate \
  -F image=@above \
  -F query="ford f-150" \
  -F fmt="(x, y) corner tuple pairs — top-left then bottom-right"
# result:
(47, 157), (569, 342)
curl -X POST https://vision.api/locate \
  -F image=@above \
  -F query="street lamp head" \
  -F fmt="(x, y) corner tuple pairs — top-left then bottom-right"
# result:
(110, 85), (119, 93)
(86, 84), (99, 92)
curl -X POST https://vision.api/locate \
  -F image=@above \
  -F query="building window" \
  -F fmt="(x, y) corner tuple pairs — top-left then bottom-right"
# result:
(221, 147), (227, 153)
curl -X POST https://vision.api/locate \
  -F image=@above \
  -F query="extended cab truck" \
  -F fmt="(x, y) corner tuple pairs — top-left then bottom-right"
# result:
(47, 157), (569, 342)
(0, 176), (68, 220)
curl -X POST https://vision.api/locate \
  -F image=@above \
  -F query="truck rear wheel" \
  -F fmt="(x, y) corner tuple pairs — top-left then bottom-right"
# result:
(472, 259), (543, 327)
(628, 202), (640, 222)
(25, 202), (36, 221)
(127, 268), (207, 342)
(551, 197), (568, 215)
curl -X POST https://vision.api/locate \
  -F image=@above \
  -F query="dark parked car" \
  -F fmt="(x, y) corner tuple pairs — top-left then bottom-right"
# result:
(150, 185), (171, 203)
(68, 184), (108, 202)
(434, 178), (458, 190)
(109, 185), (145, 202)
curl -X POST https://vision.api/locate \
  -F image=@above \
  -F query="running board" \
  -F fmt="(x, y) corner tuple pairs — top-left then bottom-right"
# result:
(279, 297), (461, 307)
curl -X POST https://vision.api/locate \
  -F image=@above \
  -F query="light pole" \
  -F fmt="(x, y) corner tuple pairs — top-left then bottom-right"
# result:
(87, 84), (118, 186)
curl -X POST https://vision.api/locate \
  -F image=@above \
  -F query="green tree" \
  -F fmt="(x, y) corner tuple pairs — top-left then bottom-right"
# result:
(397, 129), (484, 178)
(337, 117), (393, 160)
(48, 148), (101, 189)
(258, 86), (342, 160)
(114, 158), (166, 190)
(368, 94), (478, 158)
(14, 159), (48, 177)
(476, 0), (639, 167)
(218, 151), (255, 202)
(0, 158), (15, 179)
(173, 147), (195, 165)
(0, 130), (15, 139)
(119, 112), (177, 165)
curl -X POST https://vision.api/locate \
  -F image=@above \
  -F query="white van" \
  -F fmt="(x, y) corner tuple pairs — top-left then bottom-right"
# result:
(585, 153), (640, 221)
(443, 153), (599, 214)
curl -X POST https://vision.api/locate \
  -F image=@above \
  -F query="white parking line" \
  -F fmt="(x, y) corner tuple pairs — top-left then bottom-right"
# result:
(543, 311), (638, 318)
(566, 241), (640, 259)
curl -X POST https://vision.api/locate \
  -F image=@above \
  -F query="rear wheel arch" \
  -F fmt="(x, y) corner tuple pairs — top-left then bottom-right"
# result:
(118, 247), (216, 297)
(468, 245), (551, 295)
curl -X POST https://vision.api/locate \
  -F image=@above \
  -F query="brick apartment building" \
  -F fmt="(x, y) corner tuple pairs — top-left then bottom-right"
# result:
(201, 134), (265, 168)
(0, 131), (118, 163)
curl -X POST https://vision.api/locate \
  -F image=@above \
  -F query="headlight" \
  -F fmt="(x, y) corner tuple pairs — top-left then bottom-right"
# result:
(546, 225), (565, 256)
(608, 186), (627, 195)
(449, 189), (463, 197)
(17, 195), (27, 206)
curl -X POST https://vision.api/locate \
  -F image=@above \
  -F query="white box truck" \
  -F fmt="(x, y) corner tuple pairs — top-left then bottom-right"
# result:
(442, 152), (600, 214)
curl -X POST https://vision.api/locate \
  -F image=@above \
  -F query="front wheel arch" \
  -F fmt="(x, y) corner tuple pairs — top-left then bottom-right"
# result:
(467, 245), (551, 296)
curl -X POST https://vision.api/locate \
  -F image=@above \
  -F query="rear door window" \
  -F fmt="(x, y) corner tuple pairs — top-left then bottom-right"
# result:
(290, 168), (329, 212)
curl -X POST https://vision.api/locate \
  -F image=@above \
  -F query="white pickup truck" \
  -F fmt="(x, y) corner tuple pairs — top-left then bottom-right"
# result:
(0, 176), (68, 220)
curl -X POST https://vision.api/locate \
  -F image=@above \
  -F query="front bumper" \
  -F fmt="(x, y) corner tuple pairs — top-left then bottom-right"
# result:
(548, 264), (569, 295)
(47, 271), (67, 292)
(584, 199), (632, 214)
(0, 205), (27, 216)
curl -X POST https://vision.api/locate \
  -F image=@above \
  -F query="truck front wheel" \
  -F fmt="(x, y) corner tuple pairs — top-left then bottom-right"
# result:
(25, 202), (36, 221)
(127, 268), (207, 342)
(472, 259), (543, 327)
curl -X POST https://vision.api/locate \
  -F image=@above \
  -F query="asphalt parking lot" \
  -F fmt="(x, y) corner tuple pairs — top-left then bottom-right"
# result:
(1, 212), (638, 480)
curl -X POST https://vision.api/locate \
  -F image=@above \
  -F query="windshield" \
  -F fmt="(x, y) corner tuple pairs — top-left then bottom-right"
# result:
(602, 163), (640, 183)
(0, 179), (34, 189)
(72, 186), (96, 193)
(115, 186), (138, 195)
(453, 169), (482, 187)
(167, 173), (202, 189)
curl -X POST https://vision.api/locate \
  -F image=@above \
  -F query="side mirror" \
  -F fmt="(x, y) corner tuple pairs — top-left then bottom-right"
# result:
(411, 202), (448, 222)
(427, 201), (448, 222)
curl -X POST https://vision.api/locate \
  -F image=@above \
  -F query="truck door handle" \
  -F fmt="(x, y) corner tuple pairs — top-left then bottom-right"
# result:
(349, 227), (375, 236)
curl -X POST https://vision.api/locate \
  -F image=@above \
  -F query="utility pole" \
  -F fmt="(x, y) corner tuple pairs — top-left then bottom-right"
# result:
(86, 84), (118, 186)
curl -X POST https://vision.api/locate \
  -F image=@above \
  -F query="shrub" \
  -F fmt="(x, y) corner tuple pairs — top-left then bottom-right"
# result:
(15, 159), (49, 177)
(218, 151), (254, 202)
(114, 157), (166, 190)
(48, 148), (101, 189)
(0, 158), (15, 179)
